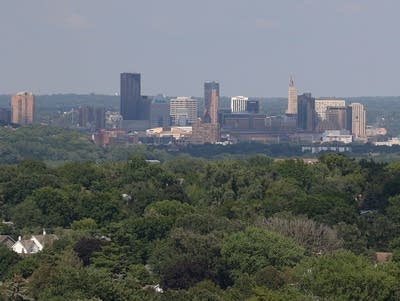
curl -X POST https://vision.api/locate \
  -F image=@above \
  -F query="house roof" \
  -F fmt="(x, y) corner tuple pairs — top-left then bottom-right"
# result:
(19, 240), (37, 253)
(0, 235), (15, 249)
(376, 252), (393, 263)
(33, 234), (58, 247)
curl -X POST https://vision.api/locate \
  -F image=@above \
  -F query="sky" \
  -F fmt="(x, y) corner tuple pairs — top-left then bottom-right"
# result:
(1, 0), (400, 97)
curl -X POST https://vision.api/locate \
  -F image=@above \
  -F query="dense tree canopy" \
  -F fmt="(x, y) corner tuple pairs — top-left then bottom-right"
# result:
(0, 153), (400, 300)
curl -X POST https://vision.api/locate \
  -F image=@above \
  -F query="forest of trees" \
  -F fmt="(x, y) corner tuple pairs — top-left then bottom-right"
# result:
(1, 153), (400, 300)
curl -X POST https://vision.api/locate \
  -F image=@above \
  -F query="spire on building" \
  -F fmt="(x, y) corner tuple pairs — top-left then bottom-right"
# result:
(289, 75), (294, 87)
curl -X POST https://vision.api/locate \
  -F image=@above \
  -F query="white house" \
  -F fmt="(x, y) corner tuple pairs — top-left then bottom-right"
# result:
(12, 229), (58, 255)
(12, 237), (40, 254)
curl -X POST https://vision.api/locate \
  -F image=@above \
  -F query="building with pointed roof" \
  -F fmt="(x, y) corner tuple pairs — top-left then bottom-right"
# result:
(286, 75), (298, 115)
(11, 230), (58, 255)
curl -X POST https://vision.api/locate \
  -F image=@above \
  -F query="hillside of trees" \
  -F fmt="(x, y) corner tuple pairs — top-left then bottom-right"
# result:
(1, 154), (400, 300)
(3, 125), (400, 167)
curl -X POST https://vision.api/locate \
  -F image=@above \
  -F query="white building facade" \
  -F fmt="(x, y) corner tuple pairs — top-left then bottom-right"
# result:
(322, 130), (353, 144)
(231, 96), (249, 113)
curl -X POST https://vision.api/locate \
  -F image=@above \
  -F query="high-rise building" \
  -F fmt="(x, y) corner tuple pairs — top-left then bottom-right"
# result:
(138, 95), (151, 120)
(297, 93), (315, 131)
(231, 96), (248, 113)
(315, 99), (346, 132)
(325, 107), (348, 130)
(150, 95), (170, 128)
(11, 92), (35, 125)
(78, 106), (105, 129)
(286, 75), (298, 115)
(315, 99), (346, 120)
(246, 100), (260, 114)
(170, 97), (198, 126)
(204, 81), (219, 124)
(120, 73), (141, 120)
(0, 108), (11, 124)
(94, 107), (106, 129)
(349, 103), (366, 139)
(78, 105), (93, 127)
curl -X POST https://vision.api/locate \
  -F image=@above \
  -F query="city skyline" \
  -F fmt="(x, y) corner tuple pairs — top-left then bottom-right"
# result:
(1, 1), (400, 97)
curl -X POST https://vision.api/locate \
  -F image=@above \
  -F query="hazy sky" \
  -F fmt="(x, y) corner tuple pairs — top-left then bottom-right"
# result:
(1, 0), (400, 97)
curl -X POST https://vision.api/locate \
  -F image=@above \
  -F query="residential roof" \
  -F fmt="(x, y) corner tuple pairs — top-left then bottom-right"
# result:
(0, 235), (15, 249)
(376, 252), (393, 263)
(19, 240), (37, 253)
(33, 234), (58, 247)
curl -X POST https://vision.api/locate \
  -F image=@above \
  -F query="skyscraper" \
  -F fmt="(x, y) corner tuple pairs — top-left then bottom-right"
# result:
(349, 103), (366, 139)
(150, 95), (170, 128)
(0, 108), (11, 124)
(325, 107), (348, 130)
(77, 106), (105, 129)
(286, 75), (298, 115)
(246, 100), (260, 114)
(94, 107), (106, 129)
(170, 97), (198, 126)
(297, 93), (315, 131)
(138, 95), (151, 120)
(315, 99), (346, 121)
(120, 73), (141, 120)
(11, 92), (34, 125)
(204, 81), (219, 124)
(78, 105), (93, 127)
(314, 99), (346, 131)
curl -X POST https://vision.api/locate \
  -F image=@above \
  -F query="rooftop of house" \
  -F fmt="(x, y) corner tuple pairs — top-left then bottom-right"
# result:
(18, 239), (38, 253)
(375, 252), (393, 263)
(0, 235), (15, 249)
(32, 234), (58, 247)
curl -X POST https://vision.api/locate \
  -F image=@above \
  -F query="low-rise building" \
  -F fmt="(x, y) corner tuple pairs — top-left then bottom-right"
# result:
(366, 126), (387, 137)
(373, 138), (400, 146)
(321, 130), (353, 144)
(191, 119), (219, 144)
(11, 230), (58, 255)
(92, 128), (133, 146)
(146, 126), (192, 143)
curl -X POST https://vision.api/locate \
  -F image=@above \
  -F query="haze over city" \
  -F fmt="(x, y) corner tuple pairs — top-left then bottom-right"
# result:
(1, 0), (400, 97)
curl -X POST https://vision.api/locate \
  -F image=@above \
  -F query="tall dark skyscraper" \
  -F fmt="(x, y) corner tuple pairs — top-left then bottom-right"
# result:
(297, 93), (315, 131)
(120, 73), (141, 120)
(203, 81), (219, 124)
